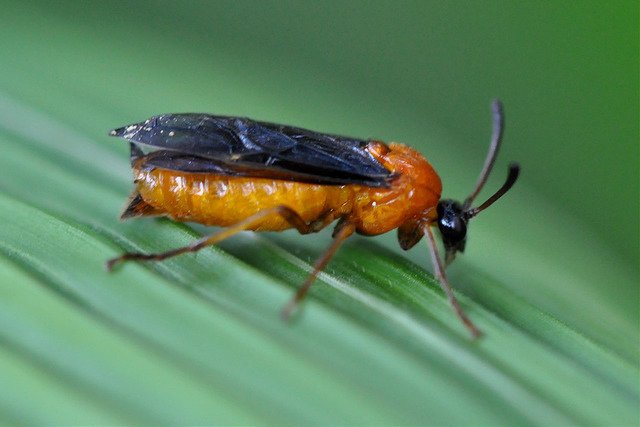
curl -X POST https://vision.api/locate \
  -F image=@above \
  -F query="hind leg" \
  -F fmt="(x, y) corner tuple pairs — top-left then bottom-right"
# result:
(106, 205), (338, 270)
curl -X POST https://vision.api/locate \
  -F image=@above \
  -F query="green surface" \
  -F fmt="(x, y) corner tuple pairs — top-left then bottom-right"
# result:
(0, 0), (637, 424)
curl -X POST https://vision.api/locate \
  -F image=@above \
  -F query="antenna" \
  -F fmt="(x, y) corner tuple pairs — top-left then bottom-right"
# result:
(465, 163), (520, 218)
(463, 100), (505, 210)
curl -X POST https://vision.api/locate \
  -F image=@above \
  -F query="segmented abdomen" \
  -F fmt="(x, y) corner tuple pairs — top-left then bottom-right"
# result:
(134, 167), (355, 231)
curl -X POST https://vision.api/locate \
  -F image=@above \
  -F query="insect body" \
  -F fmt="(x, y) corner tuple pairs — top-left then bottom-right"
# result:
(107, 101), (519, 338)
(130, 140), (440, 235)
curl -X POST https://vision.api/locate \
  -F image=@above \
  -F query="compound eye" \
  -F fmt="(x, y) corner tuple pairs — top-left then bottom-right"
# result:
(440, 216), (466, 242)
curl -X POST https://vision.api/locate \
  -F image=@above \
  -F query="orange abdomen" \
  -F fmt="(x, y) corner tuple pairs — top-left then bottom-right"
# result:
(134, 170), (354, 231)
(133, 143), (442, 235)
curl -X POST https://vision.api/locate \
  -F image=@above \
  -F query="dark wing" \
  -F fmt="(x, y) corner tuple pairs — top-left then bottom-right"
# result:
(109, 114), (393, 187)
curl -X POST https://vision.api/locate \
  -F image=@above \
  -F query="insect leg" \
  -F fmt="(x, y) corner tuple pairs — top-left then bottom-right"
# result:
(106, 205), (332, 271)
(281, 219), (355, 320)
(424, 225), (482, 338)
(274, 207), (338, 234)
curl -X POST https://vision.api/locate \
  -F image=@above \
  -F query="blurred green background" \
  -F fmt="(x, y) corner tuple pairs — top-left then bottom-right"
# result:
(0, 0), (637, 424)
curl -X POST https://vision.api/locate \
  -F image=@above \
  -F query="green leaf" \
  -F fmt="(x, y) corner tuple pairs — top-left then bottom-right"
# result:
(0, 1), (637, 424)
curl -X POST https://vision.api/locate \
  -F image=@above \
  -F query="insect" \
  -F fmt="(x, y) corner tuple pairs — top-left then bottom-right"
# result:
(106, 100), (519, 337)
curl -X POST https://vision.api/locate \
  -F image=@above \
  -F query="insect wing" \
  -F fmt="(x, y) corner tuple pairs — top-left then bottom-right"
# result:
(110, 114), (392, 187)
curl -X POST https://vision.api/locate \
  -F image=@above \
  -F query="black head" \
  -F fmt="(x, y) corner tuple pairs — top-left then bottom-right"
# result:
(435, 160), (519, 264)
(436, 199), (467, 262)
(435, 100), (520, 265)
